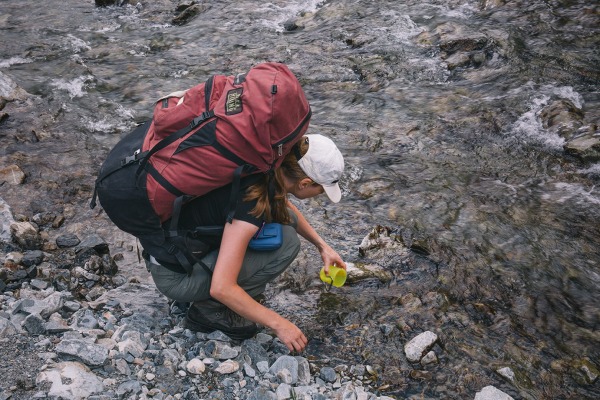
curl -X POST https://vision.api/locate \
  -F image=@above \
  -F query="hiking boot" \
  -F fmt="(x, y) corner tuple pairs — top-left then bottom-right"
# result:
(184, 300), (258, 340)
(169, 300), (190, 317)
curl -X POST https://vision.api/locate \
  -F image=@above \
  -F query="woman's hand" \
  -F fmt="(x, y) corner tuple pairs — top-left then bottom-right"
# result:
(273, 317), (308, 352)
(319, 243), (346, 275)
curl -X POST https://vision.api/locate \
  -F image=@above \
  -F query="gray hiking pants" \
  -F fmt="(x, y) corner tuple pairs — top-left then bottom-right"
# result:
(147, 216), (300, 302)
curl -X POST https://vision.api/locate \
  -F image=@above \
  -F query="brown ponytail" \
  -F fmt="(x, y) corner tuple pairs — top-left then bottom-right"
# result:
(244, 138), (310, 223)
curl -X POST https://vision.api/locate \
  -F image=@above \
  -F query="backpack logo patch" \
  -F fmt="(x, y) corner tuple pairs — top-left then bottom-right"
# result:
(225, 88), (243, 115)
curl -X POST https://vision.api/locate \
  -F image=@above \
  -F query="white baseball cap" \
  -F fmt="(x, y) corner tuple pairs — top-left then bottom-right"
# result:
(297, 134), (344, 203)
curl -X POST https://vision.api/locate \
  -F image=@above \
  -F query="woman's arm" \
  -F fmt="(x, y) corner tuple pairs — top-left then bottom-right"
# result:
(286, 200), (346, 274)
(209, 219), (308, 352)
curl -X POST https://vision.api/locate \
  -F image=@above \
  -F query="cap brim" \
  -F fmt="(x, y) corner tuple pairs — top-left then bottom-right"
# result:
(323, 183), (342, 203)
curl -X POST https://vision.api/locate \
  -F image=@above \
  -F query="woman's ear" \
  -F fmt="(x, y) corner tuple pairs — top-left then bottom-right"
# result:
(298, 178), (313, 190)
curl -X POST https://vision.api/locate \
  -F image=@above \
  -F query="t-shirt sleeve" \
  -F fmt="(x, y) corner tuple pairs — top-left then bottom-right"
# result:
(233, 198), (263, 228)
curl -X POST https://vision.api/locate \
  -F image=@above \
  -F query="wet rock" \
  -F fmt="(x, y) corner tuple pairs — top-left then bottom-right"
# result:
(496, 366), (515, 383)
(0, 164), (25, 185)
(474, 385), (514, 400)
(539, 99), (584, 138)
(95, 0), (130, 6)
(346, 262), (392, 284)
(172, 4), (211, 26)
(0, 71), (29, 101)
(358, 225), (409, 259)
(404, 331), (438, 363)
(36, 361), (104, 399)
(564, 125), (600, 162)
(435, 23), (489, 54)
(575, 358), (599, 384)
(421, 350), (438, 365)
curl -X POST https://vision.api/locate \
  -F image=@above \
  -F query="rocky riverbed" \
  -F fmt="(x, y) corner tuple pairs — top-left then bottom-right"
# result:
(1, 195), (580, 400)
(2, 0), (600, 399)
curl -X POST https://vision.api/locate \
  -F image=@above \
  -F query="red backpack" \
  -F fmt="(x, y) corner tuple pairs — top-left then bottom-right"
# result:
(91, 63), (311, 274)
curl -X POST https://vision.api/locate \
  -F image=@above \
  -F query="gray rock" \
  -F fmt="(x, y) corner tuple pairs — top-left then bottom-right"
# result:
(269, 356), (299, 384)
(241, 338), (269, 366)
(36, 361), (104, 399)
(72, 309), (99, 330)
(496, 367), (515, 383)
(115, 380), (142, 397)
(56, 233), (81, 248)
(277, 368), (293, 384)
(55, 339), (109, 367)
(0, 316), (17, 337)
(474, 386), (514, 400)
(295, 356), (311, 385)
(21, 250), (44, 267)
(205, 340), (239, 360)
(244, 362), (256, 377)
(247, 387), (277, 400)
(30, 279), (49, 290)
(319, 366), (337, 383)
(22, 313), (46, 335)
(257, 360), (270, 374)
(207, 330), (232, 341)
(275, 382), (293, 399)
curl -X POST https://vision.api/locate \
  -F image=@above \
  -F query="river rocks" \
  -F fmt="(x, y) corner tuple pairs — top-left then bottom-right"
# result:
(0, 71), (29, 101)
(564, 124), (600, 162)
(474, 385), (514, 400)
(404, 330), (438, 363)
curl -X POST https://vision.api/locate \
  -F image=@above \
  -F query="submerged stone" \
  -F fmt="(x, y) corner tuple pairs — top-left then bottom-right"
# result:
(404, 331), (438, 363)
(474, 385), (514, 400)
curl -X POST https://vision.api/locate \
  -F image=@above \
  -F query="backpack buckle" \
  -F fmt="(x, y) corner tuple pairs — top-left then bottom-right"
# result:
(121, 149), (141, 166)
(190, 111), (214, 129)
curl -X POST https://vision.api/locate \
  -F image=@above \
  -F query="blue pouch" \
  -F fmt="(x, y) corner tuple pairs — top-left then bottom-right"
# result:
(248, 223), (282, 251)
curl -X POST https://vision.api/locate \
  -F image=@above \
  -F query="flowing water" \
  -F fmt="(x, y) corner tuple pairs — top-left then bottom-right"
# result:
(1, 0), (599, 398)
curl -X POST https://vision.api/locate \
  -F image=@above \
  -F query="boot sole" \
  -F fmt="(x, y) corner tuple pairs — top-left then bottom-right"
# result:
(184, 315), (258, 341)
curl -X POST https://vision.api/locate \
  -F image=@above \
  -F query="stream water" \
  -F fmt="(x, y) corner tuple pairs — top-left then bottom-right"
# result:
(1, 0), (599, 398)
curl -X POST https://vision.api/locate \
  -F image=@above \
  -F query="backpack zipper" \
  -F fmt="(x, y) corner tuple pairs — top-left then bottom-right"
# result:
(272, 107), (312, 157)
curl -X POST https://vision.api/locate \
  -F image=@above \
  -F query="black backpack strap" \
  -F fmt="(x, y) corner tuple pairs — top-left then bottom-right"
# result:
(165, 195), (214, 276)
(226, 164), (258, 223)
(205, 75), (214, 110)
